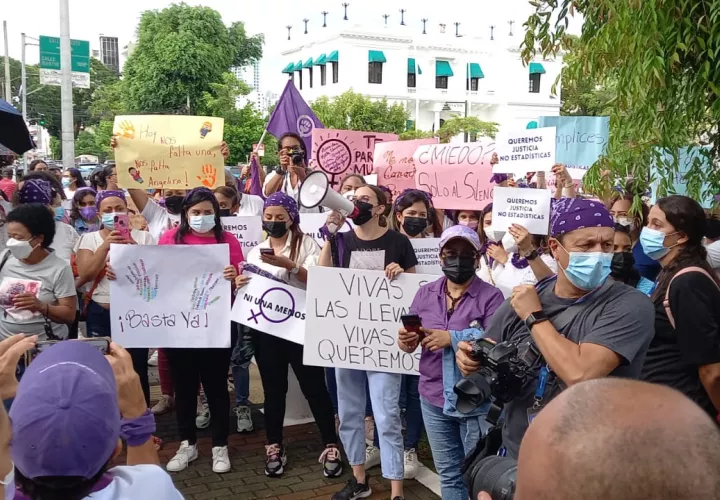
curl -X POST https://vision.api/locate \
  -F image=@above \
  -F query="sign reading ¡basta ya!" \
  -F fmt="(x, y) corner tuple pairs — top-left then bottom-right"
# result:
(113, 115), (224, 189)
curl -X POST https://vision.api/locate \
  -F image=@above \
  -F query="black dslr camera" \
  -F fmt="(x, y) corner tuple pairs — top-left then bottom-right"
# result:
(288, 147), (305, 167)
(453, 338), (531, 424)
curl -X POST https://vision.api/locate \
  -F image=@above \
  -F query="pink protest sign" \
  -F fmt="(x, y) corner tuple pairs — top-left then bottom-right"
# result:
(312, 129), (398, 189)
(413, 140), (496, 210)
(373, 138), (439, 201)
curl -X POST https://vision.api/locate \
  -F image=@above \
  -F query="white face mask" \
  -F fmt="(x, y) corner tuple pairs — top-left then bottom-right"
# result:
(484, 227), (504, 243)
(502, 231), (518, 254)
(189, 215), (216, 233)
(7, 238), (36, 260)
(614, 217), (636, 231)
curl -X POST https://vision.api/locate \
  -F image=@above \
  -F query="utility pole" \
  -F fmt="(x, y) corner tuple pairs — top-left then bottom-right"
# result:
(3, 21), (10, 102)
(21, 32), (27, 166)
(59, 0), (75, 168)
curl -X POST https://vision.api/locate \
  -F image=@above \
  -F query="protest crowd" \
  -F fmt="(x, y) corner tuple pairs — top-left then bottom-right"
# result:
(0, 80), (719, 500)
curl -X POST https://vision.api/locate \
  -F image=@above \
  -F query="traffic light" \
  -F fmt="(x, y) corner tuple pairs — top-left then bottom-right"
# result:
(39, 118), (46, 126)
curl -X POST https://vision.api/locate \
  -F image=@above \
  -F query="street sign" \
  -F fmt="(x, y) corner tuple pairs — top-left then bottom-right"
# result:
(38, 36), (90, 89)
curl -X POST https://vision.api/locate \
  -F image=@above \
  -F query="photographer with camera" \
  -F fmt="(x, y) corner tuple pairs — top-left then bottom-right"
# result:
(263, 133), (320, 213)
(457, 198), (655, 459)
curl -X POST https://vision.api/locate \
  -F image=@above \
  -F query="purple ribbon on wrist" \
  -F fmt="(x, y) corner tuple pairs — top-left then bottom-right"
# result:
(120, 409), (156, 446)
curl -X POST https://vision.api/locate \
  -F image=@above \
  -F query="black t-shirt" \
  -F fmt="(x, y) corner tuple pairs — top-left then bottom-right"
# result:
(641, 270), (720, 417)
(338, 229), (418, 271)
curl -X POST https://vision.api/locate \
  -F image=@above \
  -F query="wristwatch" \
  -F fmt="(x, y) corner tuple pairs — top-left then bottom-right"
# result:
(290, 265), (300, 275)
(524, 310), (549, 330)
(522, 249), (539, 261)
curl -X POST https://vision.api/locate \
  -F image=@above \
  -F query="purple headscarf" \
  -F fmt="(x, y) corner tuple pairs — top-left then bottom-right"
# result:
(490, 173), (509, 184)
(95, 190), (126, 208)
(264, 192), (299, 224)
(550, 197), (614, 237)
(19, 179), (53, 205)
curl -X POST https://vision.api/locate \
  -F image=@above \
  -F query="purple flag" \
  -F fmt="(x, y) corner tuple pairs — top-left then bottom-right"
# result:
(249, 155), (264, 199)
(266, 80), (324, 159)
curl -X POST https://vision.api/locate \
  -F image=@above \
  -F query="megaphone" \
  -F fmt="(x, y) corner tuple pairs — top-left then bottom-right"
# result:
(299, 171), (360, 234)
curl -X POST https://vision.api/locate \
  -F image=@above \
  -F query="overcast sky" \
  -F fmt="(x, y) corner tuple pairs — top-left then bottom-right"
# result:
(2, 0), (581, 94)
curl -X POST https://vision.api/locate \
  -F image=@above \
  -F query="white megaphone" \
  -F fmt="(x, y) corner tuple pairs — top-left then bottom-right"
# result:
(299, 171), (359, 233)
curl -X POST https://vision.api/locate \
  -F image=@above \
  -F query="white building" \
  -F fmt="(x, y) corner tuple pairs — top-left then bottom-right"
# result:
(233, 62), (271, 115)
(278, 22), (562, 133)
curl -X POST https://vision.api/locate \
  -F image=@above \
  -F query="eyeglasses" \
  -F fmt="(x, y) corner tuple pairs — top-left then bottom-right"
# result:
(441, 250), (478, 260)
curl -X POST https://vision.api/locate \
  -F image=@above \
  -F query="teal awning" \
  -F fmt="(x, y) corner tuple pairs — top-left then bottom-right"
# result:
(369, 50), (387, 63)
(327, 50), (339, 62)
(303, 57), (314, 68)
(466, 63), (484, 79)
(294, 60), (303, 71)
(436, 60), (454, 77)
(529, 62), (546, 75)
(315, 54), (327, 65)
(408, 58), (422, 75)
(282, 62), (295, 74)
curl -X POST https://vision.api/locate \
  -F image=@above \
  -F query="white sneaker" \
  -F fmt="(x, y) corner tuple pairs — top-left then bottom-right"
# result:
(147, 350), (159, 366)
(404, 448), (419, 479)
(234, 405), (254, 433)
(151, 395), (174, 415)
(167, 441), (198, 472)
(212, 446), (231, 473)
(365, 445), (381, 469)
(196, 394), (211, 429)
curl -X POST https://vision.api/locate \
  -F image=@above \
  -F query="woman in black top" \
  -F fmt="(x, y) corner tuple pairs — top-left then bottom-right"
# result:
(639, 195), (720, 419)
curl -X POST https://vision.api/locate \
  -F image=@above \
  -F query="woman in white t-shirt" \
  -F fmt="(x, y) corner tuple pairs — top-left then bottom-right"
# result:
(76, 190), (156, 408)
(214, 185), (263, 217)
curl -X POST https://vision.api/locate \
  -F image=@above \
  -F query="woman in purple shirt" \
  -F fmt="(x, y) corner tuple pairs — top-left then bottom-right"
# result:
(399, 225), (504, 500)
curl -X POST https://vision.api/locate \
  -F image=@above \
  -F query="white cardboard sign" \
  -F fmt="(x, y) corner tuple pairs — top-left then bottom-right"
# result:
(411, 238), (443, 275)
(304, 267), (437, 375)
(221, 216), (263, 253)
(109, 244), (232, 348)
(492, 187), (552, 235)
(231, 273), (307, 345)
(493, 127), (556, 175)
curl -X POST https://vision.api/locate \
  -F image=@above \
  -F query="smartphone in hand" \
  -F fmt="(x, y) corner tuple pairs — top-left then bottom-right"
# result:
(401, 314), (425, 341)
(27, 337), (111, 365)
(114, 214), (131, 240)
(259, 248), (275, 256)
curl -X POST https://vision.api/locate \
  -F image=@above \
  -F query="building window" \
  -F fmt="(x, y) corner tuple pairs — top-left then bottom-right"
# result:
(369, 62), (383, 84)
(408, 72), (416, 88)
(466, 78), (479, 91)
(529, 73), (541, 93)
(436, 76), (448, 89)
(332, 62), (339, 83)
(321, 65), (327, 86)
(308, 67), (313, 88)
(299, 71), (303, 90)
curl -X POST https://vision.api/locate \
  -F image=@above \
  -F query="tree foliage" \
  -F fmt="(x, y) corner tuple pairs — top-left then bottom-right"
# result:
(398, 130), (436, 141)
(521, 1), (720, 201)
(558, 36), (616, 116)
(436, 116), (499, 143)
(311, 91), (409, 134)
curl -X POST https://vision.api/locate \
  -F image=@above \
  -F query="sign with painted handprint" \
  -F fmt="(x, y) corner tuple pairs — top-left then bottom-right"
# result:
(109, 244), (232, 348)
(112, 115), (224, 189)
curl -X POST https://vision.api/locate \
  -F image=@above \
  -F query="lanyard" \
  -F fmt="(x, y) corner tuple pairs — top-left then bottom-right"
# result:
(533, 364), (550, 407)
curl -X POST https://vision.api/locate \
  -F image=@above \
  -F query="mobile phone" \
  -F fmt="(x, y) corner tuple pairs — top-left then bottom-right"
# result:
(114, 213), (131, 240)
(401, 314), (423, 334)
(260, 248), (275, 256)
(26, 337), (111, 365)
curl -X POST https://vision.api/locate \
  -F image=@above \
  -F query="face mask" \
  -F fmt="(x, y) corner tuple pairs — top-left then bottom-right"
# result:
(441, 255), (477, 284)
(263, 220), (289, 238)
(402, 216), (428, 237)
(101, 212), (121, 230)
(219, 208), (232, 218)
(189, 215), (216, 233)
(502, 232), (518, 254)
(706, 240), (720, 269)
(639, 227), (677, 260)
(7, 238), (36, 260)
(79, 206), (97, 221)
(484, 227), (503, 243)
(62, 178), (71, 188)
(610, 251), (635, 279)
(53, 206), (65, 221)
(459, 220), (479, 230)
(614, 217), (635, 231)
(351, 200), (376, 226)
(559, 247), (613, 290)
(164, 195), (184, 214)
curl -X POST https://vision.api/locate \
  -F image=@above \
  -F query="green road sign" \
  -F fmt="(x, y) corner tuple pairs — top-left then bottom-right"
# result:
(39, 36), (90, 73)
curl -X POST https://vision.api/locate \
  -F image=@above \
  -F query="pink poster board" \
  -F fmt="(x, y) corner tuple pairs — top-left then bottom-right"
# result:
(311, 129), (398, 189)
(373, 138), (440, 201)
(413, 140), (496, 210)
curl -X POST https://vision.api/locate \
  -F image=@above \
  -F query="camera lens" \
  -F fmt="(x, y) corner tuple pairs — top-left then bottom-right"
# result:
(291, 153), (304, 166)
(471, 456), (517, 500)
(454, 372), (493, 414)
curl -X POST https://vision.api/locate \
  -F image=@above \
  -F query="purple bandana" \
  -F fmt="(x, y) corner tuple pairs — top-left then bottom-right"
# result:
(264, 192), (300, 224)
(490, 173), (509, 184)
(550, 197), (614, 237)
(95, 190), (126, 208)
(19, 179), (53, 205)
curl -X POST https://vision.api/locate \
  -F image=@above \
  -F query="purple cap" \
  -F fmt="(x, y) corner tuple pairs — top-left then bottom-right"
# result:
(550, 197), (615, 237)
(10, 341), (120, 480)
(439, 224), (481, 252)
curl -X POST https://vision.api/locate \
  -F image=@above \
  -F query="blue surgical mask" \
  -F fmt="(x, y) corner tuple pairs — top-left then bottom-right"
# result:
(61, 177), (71, 188)
(189, 215), (216, 233)
(54, 206), (65, 221)
(101, 212), (120, 230)
(639, 227), (677, 260)
(560, 247), (613, 290)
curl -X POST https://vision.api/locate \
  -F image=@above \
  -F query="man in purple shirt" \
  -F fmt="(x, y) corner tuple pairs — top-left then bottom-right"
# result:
(399, 225), (504, 500)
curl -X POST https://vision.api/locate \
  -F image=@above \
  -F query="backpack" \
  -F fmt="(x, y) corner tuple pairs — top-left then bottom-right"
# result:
(664, 267), (720, 329)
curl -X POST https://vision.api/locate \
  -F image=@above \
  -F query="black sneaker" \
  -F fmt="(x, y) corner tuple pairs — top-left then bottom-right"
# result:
(392, 497), (404, 500)
(331, 476), (372, 500)
(264, 443), (287, 477)
(319, 445), (343, 478)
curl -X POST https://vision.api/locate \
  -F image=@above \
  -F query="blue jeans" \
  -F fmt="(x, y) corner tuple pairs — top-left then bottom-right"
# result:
(373, 375), (423, 450)
(420, 396), (491, 500)
(336, 368), (403, 480)
(230, 330), (251, 406)
(326, 367), (373, 417)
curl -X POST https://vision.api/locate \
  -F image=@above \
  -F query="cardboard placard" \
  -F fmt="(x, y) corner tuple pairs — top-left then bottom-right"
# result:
(220, 216), (263, 253)
(537, 116), (609, 179)
(374, 138), (439, 201)
(410, 238), (442, 275)
(493, 127), (556, 175)
(491, 187), (552, 235)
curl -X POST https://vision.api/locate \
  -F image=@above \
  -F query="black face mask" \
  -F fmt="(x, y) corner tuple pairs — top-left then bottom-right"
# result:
(263, 221), (289, 238)
(164, 195), (184, 214)
(610, 251), (635, 279)
(442, 255), (477, 284)
(219, 209), (232, 218)
(403, 217), (428, 237)
(351, 200), (375, 226)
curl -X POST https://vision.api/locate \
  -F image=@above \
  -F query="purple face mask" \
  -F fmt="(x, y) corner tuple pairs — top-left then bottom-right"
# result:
(79, 206), (97, 221)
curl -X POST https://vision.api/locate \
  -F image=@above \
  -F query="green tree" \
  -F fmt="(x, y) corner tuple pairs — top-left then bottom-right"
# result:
(49, 137), (61, 160)
(398, 130), (435, 141)
(123, 3), (263, 114)
(521, 1), (720, 201)
(558, 36), (616, 116)
(436, 116), (499, 143)
(311, 91), (409, 134)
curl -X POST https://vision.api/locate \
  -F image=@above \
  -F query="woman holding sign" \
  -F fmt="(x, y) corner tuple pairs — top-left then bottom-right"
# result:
(319, 185), (417, 500)
(237, 192), (342, 479)
(159, 187), (241, 475)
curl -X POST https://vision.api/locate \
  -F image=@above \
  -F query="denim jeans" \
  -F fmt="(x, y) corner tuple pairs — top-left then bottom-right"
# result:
(420, 397), (491, 500)
(230, 330), (251, 407)
(336, 368), (403, 480)
(373, 374), (424, 450)
(326, 367), (373, 417)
